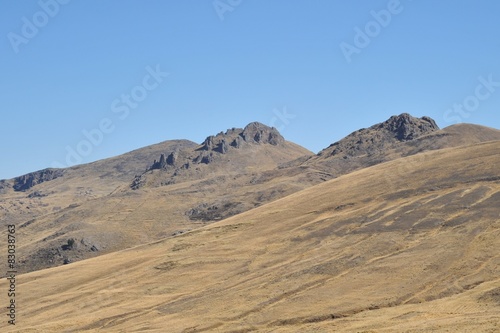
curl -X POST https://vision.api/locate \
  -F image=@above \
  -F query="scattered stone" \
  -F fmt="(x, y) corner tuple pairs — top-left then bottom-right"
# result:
(131, 174), (146, 189)
(61, 238), (76, 251)
(187, 201), (245, 221)
(27, 190), (47, 198)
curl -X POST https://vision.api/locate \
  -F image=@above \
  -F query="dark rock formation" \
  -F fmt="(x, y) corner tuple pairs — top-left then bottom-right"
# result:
(13, 169), (64, 192)
(150, 151), (178, 170)
(166, 151), (177, 165)
(27, 190), (48, 198)
(200, 152), (215, 164)
(150, 154), (167, 170)
(197, 122), (284, 154)
(215, 139), (228, 154)
(379, 113), (439, 141)
(131, 174), (146, 190)
(135, 121), (289, 189)
(241, 122), (284, 145)
(200, 136), (215, 151)
(230, 136), (243, 148)
(186, 201), (245, 222)
(319, 114), (440, 158)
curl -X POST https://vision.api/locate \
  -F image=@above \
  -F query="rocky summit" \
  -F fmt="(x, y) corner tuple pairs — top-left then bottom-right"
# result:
(131, 122), (293, 189)
(318, 113), (440, 158)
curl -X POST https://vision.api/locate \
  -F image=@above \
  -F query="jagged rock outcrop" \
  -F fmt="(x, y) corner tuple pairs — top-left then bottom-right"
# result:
(194, 152), (214, 164)
(131, 174), (146, 190)
(200, 136), (216, 151)
(241, 122), (284, 145)
(150, 151), (178, 170)
(214, 139), (228, 154)
(166, 151), (177, 165)
(150, 154), (167, 170)
(230, 136), (243, 148)
(13, 169), (65, 192)
(186, 201), (245, 222)
(192, 123), (284, 164)
(146, 122), (285, 172)
(319, 113), (440, 158)
(379, 113), (439, 141)
(27, 190), (47, 198)
(199, 122), (284, 152)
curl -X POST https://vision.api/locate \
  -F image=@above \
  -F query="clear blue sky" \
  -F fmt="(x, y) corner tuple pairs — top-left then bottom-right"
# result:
(1, 0), (500, 179)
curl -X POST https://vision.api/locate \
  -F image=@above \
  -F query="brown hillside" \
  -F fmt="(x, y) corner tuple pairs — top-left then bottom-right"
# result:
(0, 123), (312, 273)
(2, 140), (499, 332)
(2, 116), (500, 275)
(290, 116), (500, 179)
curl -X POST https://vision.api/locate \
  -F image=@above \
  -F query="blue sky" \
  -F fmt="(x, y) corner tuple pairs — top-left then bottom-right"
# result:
(1, 0), (500, 179)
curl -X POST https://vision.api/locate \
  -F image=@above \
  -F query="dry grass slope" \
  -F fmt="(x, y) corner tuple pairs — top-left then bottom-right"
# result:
(2, 140), (499, 332)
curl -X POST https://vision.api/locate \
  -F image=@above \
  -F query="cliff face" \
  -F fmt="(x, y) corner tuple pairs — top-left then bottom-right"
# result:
(13, 169), (65, 191)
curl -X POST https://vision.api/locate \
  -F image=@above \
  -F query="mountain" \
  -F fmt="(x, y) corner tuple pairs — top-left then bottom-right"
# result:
(1, 115), (499, 275)
(3, 139), (499, 332)
(0, 139), (197, 221)
(130, 121), (310, 189)
(318, 113), (440, 158)
(282, 114), (500, 180)
(0, 122), (312, 273)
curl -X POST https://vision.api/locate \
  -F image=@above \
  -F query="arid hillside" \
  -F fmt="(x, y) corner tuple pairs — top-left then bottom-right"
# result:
(2, 140), (499, 332)
(293, 114), (500, 177)
(1, 116), (500, 275)
(0, 123), (313, 273)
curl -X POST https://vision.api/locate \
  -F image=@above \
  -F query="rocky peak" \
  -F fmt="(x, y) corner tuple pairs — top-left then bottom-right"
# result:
(319, 114), (440, 158)
(380, 113), (439, 141)
(136, 122), (290, 189)
(241, 122), (284, 145)
(199, 122), (284, 153)
(142, 122), (287, 182)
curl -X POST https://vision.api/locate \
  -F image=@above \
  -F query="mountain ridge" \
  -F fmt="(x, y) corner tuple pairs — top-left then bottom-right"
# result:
(1, 114), (499, 275)
(3, 139), (499, 332)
